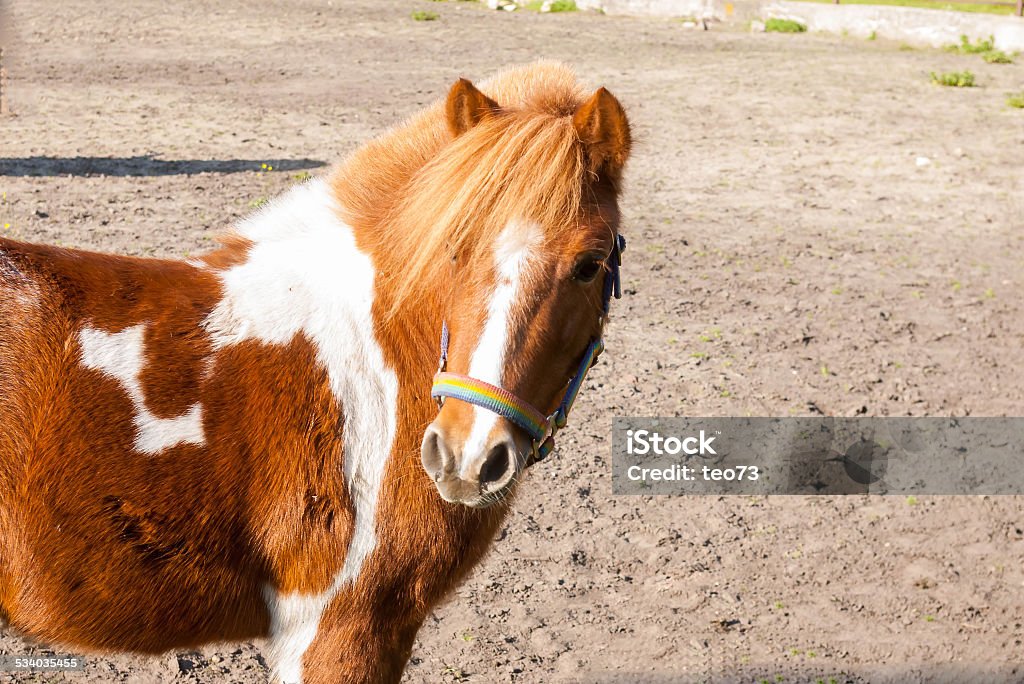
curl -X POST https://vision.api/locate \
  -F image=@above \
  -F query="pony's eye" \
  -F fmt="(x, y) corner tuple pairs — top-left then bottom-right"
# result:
(572, 256), (603, 283)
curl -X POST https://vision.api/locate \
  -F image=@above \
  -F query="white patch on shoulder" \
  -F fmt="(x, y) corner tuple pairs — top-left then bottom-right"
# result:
(78, 323), (206, 454)
(460, 219), (542, 472)
(204, 179), (399, 683)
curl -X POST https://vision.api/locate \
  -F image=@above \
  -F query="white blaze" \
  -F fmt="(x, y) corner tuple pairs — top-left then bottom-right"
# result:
(459, 219), (541, 475)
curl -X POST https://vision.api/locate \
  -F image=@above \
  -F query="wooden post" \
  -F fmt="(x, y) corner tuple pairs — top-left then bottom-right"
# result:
(0, 48), (7, 115)
(1017, 0), (1023, 18)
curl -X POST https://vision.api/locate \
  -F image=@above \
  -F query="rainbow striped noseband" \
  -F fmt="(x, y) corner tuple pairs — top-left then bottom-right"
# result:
(431, 234), (624, 466)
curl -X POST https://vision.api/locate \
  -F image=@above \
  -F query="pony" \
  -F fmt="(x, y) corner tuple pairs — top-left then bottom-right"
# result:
(0, 61), (631, 683)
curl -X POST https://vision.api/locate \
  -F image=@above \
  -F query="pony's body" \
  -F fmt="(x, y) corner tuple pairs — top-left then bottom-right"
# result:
(0, 180), (501, 681)
(0, 63), (629, 683)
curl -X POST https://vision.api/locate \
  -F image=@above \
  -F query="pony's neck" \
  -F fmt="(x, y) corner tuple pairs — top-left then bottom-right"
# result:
(324, 110), (453, 374)
(215, 174), (445, 389)
(207, 102), (453, 386)
(329, 103), (449, 237)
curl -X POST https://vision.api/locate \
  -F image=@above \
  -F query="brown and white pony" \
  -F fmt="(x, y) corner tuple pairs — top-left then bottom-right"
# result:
(0, 62), (630, 683)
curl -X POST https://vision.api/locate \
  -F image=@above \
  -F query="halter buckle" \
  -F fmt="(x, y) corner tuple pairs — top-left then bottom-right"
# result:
(532, 435), (556, 463)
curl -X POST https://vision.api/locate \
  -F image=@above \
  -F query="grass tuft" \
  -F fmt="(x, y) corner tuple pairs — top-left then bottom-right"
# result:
(930, 70), (975, 87)
(524, 0), (578, 10)
(1007, 92), (1024, 109)
(949, 34), (994, 54)
(982, 50), (1014, 64)
(411, 10), (439, 20)
(945, 34), (1016, 64)
(765, 18), (806, 33)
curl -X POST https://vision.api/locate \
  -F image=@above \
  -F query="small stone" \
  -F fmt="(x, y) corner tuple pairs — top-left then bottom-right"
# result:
(915, 156), (931, 167)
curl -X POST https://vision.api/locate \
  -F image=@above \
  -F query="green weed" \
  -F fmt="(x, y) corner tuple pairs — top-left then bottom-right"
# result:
(765, 18), (806, 32)
(945, 34), (1015, 63)
(524, 0), (578, 9)
(930, 70), (975, 87)
(950, 34), (994, 54)
(983, 50), (1014, 64)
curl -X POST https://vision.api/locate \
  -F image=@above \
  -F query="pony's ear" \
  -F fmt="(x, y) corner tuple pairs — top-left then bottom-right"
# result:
(573, 87), (631, 179)
(445, 78), (499, 137)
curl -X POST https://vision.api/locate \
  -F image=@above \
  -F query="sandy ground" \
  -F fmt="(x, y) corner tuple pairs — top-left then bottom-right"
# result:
(1, 0), (1023, 682)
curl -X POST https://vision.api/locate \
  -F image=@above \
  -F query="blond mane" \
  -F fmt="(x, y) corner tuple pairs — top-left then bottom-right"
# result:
(331, 62), (591, 309)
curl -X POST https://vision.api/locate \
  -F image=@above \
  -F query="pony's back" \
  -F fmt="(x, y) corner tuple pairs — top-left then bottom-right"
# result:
(0, 239), (61, 624)
(0, 239), (58, 489)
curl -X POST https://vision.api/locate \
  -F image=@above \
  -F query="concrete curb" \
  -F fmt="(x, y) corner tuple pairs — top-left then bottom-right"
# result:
(763, 1), (1024, 50)
(488, 0), (728, 19)
(600, 0), (719, 18)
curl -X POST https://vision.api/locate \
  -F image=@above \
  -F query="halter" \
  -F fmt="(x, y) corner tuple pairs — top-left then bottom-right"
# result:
(431, 234), (625, 466)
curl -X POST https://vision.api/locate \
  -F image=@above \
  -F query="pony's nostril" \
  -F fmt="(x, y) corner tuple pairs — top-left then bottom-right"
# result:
(478, 443), (514, 491)
(420, 429), (451, 481)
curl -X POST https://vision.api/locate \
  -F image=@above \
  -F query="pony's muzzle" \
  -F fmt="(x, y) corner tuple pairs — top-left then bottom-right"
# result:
(420, 423), (520, 507)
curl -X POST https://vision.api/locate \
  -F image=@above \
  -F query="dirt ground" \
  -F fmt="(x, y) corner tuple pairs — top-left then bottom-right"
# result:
(1, 0), (1023, 682)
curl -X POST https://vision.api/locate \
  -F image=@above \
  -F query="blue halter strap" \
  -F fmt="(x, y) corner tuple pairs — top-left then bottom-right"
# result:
(432, 234), (625, 465)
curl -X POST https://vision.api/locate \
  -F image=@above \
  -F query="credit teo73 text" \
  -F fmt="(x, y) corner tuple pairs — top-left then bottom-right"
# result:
(625, 463), (760, 482)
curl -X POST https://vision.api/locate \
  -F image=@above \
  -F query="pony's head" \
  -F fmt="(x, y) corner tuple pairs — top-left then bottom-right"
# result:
(405, 69), (631, 508)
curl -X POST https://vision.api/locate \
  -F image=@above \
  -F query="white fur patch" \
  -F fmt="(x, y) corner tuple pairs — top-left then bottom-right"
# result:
(204, 179), (399, 683)
(460, 220), (541, 473)
(78, 323), (206, 454)
(262, 589), (326, 684)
